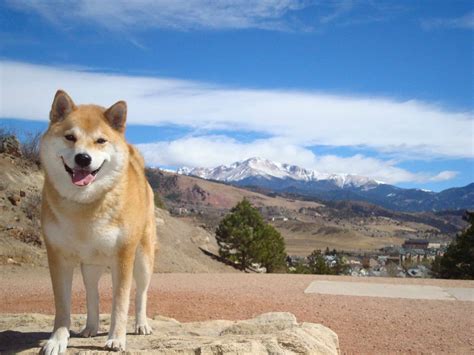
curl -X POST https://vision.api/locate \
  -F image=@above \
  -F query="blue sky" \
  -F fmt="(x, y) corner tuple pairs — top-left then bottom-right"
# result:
(0, 0), (472, 191)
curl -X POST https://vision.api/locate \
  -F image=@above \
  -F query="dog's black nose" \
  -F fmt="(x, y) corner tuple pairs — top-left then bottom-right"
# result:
(75, 153), (92, 168)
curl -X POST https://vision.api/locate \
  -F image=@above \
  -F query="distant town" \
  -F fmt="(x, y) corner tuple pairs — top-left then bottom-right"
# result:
(287, 238), (446, 278)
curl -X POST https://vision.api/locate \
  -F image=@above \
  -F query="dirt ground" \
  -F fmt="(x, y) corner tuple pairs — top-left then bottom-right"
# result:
(0, 266), (473, 354)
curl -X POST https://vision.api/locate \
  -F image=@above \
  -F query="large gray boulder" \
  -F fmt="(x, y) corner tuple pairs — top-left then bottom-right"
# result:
(0, 312), (339, 354)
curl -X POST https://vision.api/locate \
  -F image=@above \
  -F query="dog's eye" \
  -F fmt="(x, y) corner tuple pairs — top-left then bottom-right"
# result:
(96, 138), (107, 144)
(64, 134), (76, 142)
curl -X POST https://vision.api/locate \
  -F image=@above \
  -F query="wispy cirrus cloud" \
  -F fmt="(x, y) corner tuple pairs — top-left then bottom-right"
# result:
(1, 60), (472, 162)
(5, 0), (404, 33)
(318, 0), (354, 25)
(6, 0), (308, 32)
(421, 11), (474, 31)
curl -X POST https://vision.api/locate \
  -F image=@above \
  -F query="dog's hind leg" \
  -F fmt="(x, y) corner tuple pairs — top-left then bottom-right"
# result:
(79, 264), (104, 337)
(133, 241), (154, 335)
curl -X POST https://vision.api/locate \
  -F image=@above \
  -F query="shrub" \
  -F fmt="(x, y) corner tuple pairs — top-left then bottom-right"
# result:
(307, 250), (331, 274)
(305, 249), (349, 275)
(153, 192), (166, 209)
(289, 261), (311, 274)
(20, 131), (42, 164)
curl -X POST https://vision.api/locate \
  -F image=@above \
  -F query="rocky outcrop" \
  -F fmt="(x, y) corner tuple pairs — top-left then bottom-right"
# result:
(0, 135), (22, 158)
(0, 312), (339, 354)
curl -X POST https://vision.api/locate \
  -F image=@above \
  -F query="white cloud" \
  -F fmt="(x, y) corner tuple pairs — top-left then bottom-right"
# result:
(6, 0), (307, 32)
(421, 12), (474, 31)
(136, 135), (458, 184)
(429, 170), (459, 182)
(139, 136), (315, 169)
(1, 61), (472, 160)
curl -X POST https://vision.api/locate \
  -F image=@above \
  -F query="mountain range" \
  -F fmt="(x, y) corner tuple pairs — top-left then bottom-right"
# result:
(178, 157), (474, 212)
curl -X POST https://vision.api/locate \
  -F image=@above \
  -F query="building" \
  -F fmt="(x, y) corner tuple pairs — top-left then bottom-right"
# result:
(399, 248), (426, 264)
(402, 239), (429, 250)
(428, 242), (441, 249)
(270, 216), (288, 222)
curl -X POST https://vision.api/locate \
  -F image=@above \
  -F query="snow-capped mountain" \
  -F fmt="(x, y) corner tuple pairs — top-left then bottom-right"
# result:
(178, 157), (381, 189)
(178, 157), (474, 212)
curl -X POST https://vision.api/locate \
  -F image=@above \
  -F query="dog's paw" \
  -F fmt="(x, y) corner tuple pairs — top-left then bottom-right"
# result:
(41, 336), (68, 355)
(105, 338), (126, 352)
(79, 325), (98, 337)
(135, 322), (153, 335)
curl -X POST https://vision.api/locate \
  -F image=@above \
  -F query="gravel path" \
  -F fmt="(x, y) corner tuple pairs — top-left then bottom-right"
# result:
(1, 266), (473, 354)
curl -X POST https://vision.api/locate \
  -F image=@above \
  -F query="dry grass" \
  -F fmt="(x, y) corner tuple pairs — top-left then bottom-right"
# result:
(281, 229), (405, 255)
(20, 131), (41, 164)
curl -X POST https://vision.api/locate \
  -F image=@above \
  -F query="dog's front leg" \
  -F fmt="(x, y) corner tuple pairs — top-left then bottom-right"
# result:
(80, 263), (105, 337)
(42, 249), (74, 355)
(105, 249), (134, 351)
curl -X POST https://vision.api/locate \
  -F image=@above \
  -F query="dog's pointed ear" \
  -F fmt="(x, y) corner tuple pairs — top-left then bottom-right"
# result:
(50, 90), (76, 123)
(104, 101), (127, 132)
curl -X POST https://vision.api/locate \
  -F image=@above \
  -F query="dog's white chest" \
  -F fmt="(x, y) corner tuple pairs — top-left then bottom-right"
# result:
(44, 217), (122, 265)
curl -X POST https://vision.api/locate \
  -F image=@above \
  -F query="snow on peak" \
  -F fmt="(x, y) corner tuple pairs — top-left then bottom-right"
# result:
(176, 166), (191, 175)
(178, 157), (381, 189)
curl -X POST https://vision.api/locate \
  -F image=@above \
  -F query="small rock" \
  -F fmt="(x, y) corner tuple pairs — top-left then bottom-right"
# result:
(0, 135), (22, 158)
(7, 258), (21, 266)
(7, 195), (20, 206)
(19, 190), (26, 197)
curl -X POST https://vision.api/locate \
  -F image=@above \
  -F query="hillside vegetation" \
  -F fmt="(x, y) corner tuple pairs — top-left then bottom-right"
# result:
(146, 168), (466, 256)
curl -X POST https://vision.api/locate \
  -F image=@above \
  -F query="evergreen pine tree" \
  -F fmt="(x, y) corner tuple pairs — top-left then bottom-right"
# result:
(215, 199), (287, 272)
(435, 212), (474, 279)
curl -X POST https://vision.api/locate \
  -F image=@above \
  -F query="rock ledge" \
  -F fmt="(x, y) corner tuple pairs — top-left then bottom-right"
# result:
(0, 312), (339, 354)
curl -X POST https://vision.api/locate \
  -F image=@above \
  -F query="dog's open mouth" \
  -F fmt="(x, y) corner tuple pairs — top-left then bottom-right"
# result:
(62, 158), (103, 187)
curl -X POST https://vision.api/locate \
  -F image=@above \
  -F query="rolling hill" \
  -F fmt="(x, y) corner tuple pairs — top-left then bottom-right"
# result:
(146, 167), (466, 256)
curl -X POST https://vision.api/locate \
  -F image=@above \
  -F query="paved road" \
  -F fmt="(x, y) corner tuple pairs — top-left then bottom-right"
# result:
(305, 280), (474, 301)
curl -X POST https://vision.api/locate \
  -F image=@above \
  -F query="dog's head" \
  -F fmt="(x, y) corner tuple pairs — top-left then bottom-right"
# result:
(40, 90), (129, 203)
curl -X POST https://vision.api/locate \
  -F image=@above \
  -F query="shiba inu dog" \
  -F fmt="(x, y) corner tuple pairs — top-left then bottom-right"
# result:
(40, 90), (156, 354)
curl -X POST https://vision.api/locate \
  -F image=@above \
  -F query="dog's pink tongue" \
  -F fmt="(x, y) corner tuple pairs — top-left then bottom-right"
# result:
(72, 170), (96, 186)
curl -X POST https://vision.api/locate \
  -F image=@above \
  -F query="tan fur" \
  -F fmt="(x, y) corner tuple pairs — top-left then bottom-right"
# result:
(40, 91), (156, 354)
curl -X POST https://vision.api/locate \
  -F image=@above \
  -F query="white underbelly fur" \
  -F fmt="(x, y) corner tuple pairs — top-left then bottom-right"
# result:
(44, 217), (122, 265)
